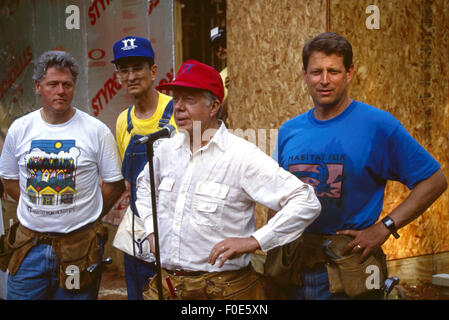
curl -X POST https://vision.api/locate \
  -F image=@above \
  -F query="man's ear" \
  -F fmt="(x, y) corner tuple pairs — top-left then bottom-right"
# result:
(34, 80), (41, 95)
(346, 64), (354, 84)
(210, 99), (221, 118)
(114, 67), (121, 85)
(302, 67), (309, 84)
(151, 64), (158, 81)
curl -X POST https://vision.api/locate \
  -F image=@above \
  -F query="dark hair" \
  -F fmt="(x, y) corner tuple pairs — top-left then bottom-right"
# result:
(302, 32), (353, 71)
(33, 51), (80, 83)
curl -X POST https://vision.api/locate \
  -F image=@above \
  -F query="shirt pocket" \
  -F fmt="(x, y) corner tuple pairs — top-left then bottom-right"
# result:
(157, 177), (176, 219)
(192, 181), (229, 229)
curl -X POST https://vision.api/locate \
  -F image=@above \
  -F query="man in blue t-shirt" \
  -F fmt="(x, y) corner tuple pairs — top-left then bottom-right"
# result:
(274, 32), (447, 300)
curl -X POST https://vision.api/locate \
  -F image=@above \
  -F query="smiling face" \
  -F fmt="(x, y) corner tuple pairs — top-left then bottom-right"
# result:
(303, 51), (354, 111)
(35, 66), (75, 122)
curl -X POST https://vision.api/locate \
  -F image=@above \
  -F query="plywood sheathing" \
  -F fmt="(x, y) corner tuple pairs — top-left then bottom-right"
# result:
(227, 0), (327, 131)
(227, 0), (327, 233)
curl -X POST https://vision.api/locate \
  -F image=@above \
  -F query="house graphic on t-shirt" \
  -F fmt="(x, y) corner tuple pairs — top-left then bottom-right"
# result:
(24, 140), (80, 207)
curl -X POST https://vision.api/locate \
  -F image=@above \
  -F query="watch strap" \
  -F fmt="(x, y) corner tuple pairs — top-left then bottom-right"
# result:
(382, 216), (400, 239)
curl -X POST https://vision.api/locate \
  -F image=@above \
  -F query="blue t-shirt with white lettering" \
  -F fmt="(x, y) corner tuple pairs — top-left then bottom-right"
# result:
(276, 100), (440, 234)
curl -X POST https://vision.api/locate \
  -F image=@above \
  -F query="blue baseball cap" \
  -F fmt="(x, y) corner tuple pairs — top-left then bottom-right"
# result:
(111, 36), (155, 63)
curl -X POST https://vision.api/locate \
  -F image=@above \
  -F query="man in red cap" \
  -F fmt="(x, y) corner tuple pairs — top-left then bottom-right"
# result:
(136, 60), (322, 300)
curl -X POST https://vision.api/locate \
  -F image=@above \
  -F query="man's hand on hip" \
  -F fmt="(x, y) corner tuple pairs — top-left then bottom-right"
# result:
(208, 237), (260, 268)
(337, 222), (390, 263)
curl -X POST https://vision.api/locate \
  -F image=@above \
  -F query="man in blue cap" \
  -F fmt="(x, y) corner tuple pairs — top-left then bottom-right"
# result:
(111, 36), (176, 300)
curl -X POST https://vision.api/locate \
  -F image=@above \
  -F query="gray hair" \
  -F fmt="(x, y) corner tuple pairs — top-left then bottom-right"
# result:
(202, 90), (223, 118)
(33, 51), (80, 83)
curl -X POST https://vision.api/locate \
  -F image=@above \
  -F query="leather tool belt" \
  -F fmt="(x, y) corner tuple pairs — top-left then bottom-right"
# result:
(0, 220), (107, 291)
(264, 233), (387, 298)
(143, 264), (266, 300)
(302, 233), (387, 298)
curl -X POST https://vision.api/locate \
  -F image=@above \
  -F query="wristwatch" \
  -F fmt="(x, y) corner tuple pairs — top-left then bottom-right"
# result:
(381, 216), (400, 239)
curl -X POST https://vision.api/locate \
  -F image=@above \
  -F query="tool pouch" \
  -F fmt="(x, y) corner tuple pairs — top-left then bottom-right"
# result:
(206, 267), (265, 300)
(143, 272), (209, 300)
(0, 222), (35, 275)
(143, 274), (175, 300)
(325, 240), (387, 298)
(264, 236), (303, 288)
(53, 221), (108, 291)
(0, 223), (16, 272)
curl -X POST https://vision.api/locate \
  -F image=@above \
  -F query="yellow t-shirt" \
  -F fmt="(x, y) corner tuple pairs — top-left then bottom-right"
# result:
(116, 92), (176, 160)
(220, 67), (228, 100)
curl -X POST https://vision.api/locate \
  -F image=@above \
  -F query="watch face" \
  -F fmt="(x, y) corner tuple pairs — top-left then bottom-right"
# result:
(383, 217), (400, 238)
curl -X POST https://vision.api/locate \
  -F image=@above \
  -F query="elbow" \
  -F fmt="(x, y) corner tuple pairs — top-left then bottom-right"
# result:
(118, 179), (126, 194)
(109, 179), (126, 199)
(436, 169), (447, 196)
(306, 184), (321, 219)
(441, 176), (447, 193)
(309, 183), (321, 209)
(313, 195), (322, 219)
(2, 179), (20, 202)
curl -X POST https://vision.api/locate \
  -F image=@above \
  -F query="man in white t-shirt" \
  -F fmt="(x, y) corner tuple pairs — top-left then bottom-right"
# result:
(0, 51), (125, 300)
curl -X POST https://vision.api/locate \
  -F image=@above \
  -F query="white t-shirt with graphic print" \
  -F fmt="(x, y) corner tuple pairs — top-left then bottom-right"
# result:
(0, 108), (123, 233)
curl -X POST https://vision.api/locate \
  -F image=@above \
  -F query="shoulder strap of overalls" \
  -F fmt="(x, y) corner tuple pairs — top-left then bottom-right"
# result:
(126, 98), (174, 133)
(126, 105), (134, 133)
(158, 99), (174, 128)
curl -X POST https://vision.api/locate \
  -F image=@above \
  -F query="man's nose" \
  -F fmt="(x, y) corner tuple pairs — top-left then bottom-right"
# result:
(174, 98), (185, 111)
(56, 83), (65, 94)
(127, 71), (137, 81)
(320, 72), (330, 84)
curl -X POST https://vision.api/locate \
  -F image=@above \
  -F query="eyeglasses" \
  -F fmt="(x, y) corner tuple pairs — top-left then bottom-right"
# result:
(116, 65), (148, 79)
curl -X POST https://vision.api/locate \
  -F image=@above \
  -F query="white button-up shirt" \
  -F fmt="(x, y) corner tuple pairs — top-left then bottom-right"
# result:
(136, 123), (321, 272)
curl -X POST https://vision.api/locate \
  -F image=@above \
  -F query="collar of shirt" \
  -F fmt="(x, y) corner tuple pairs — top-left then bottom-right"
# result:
(174, 121), (227, 154)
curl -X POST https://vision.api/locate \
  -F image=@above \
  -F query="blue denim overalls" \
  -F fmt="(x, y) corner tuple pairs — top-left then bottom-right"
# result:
(121, 100), (173, 300)
(121, 100), (174, 216)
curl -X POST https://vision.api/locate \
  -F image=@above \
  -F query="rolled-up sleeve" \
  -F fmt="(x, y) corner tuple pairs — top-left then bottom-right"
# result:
(242, 147), (321, 252)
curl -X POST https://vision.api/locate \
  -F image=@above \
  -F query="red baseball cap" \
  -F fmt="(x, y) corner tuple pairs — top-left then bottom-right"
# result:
(157, 59), (224, 103)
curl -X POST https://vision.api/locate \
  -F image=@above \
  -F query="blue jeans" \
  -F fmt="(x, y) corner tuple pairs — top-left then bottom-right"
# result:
(124, 252), (156, 300)
(291, 266), (382, 300)
(291, 266), (349, 300)
(7, 243), (101, 300)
